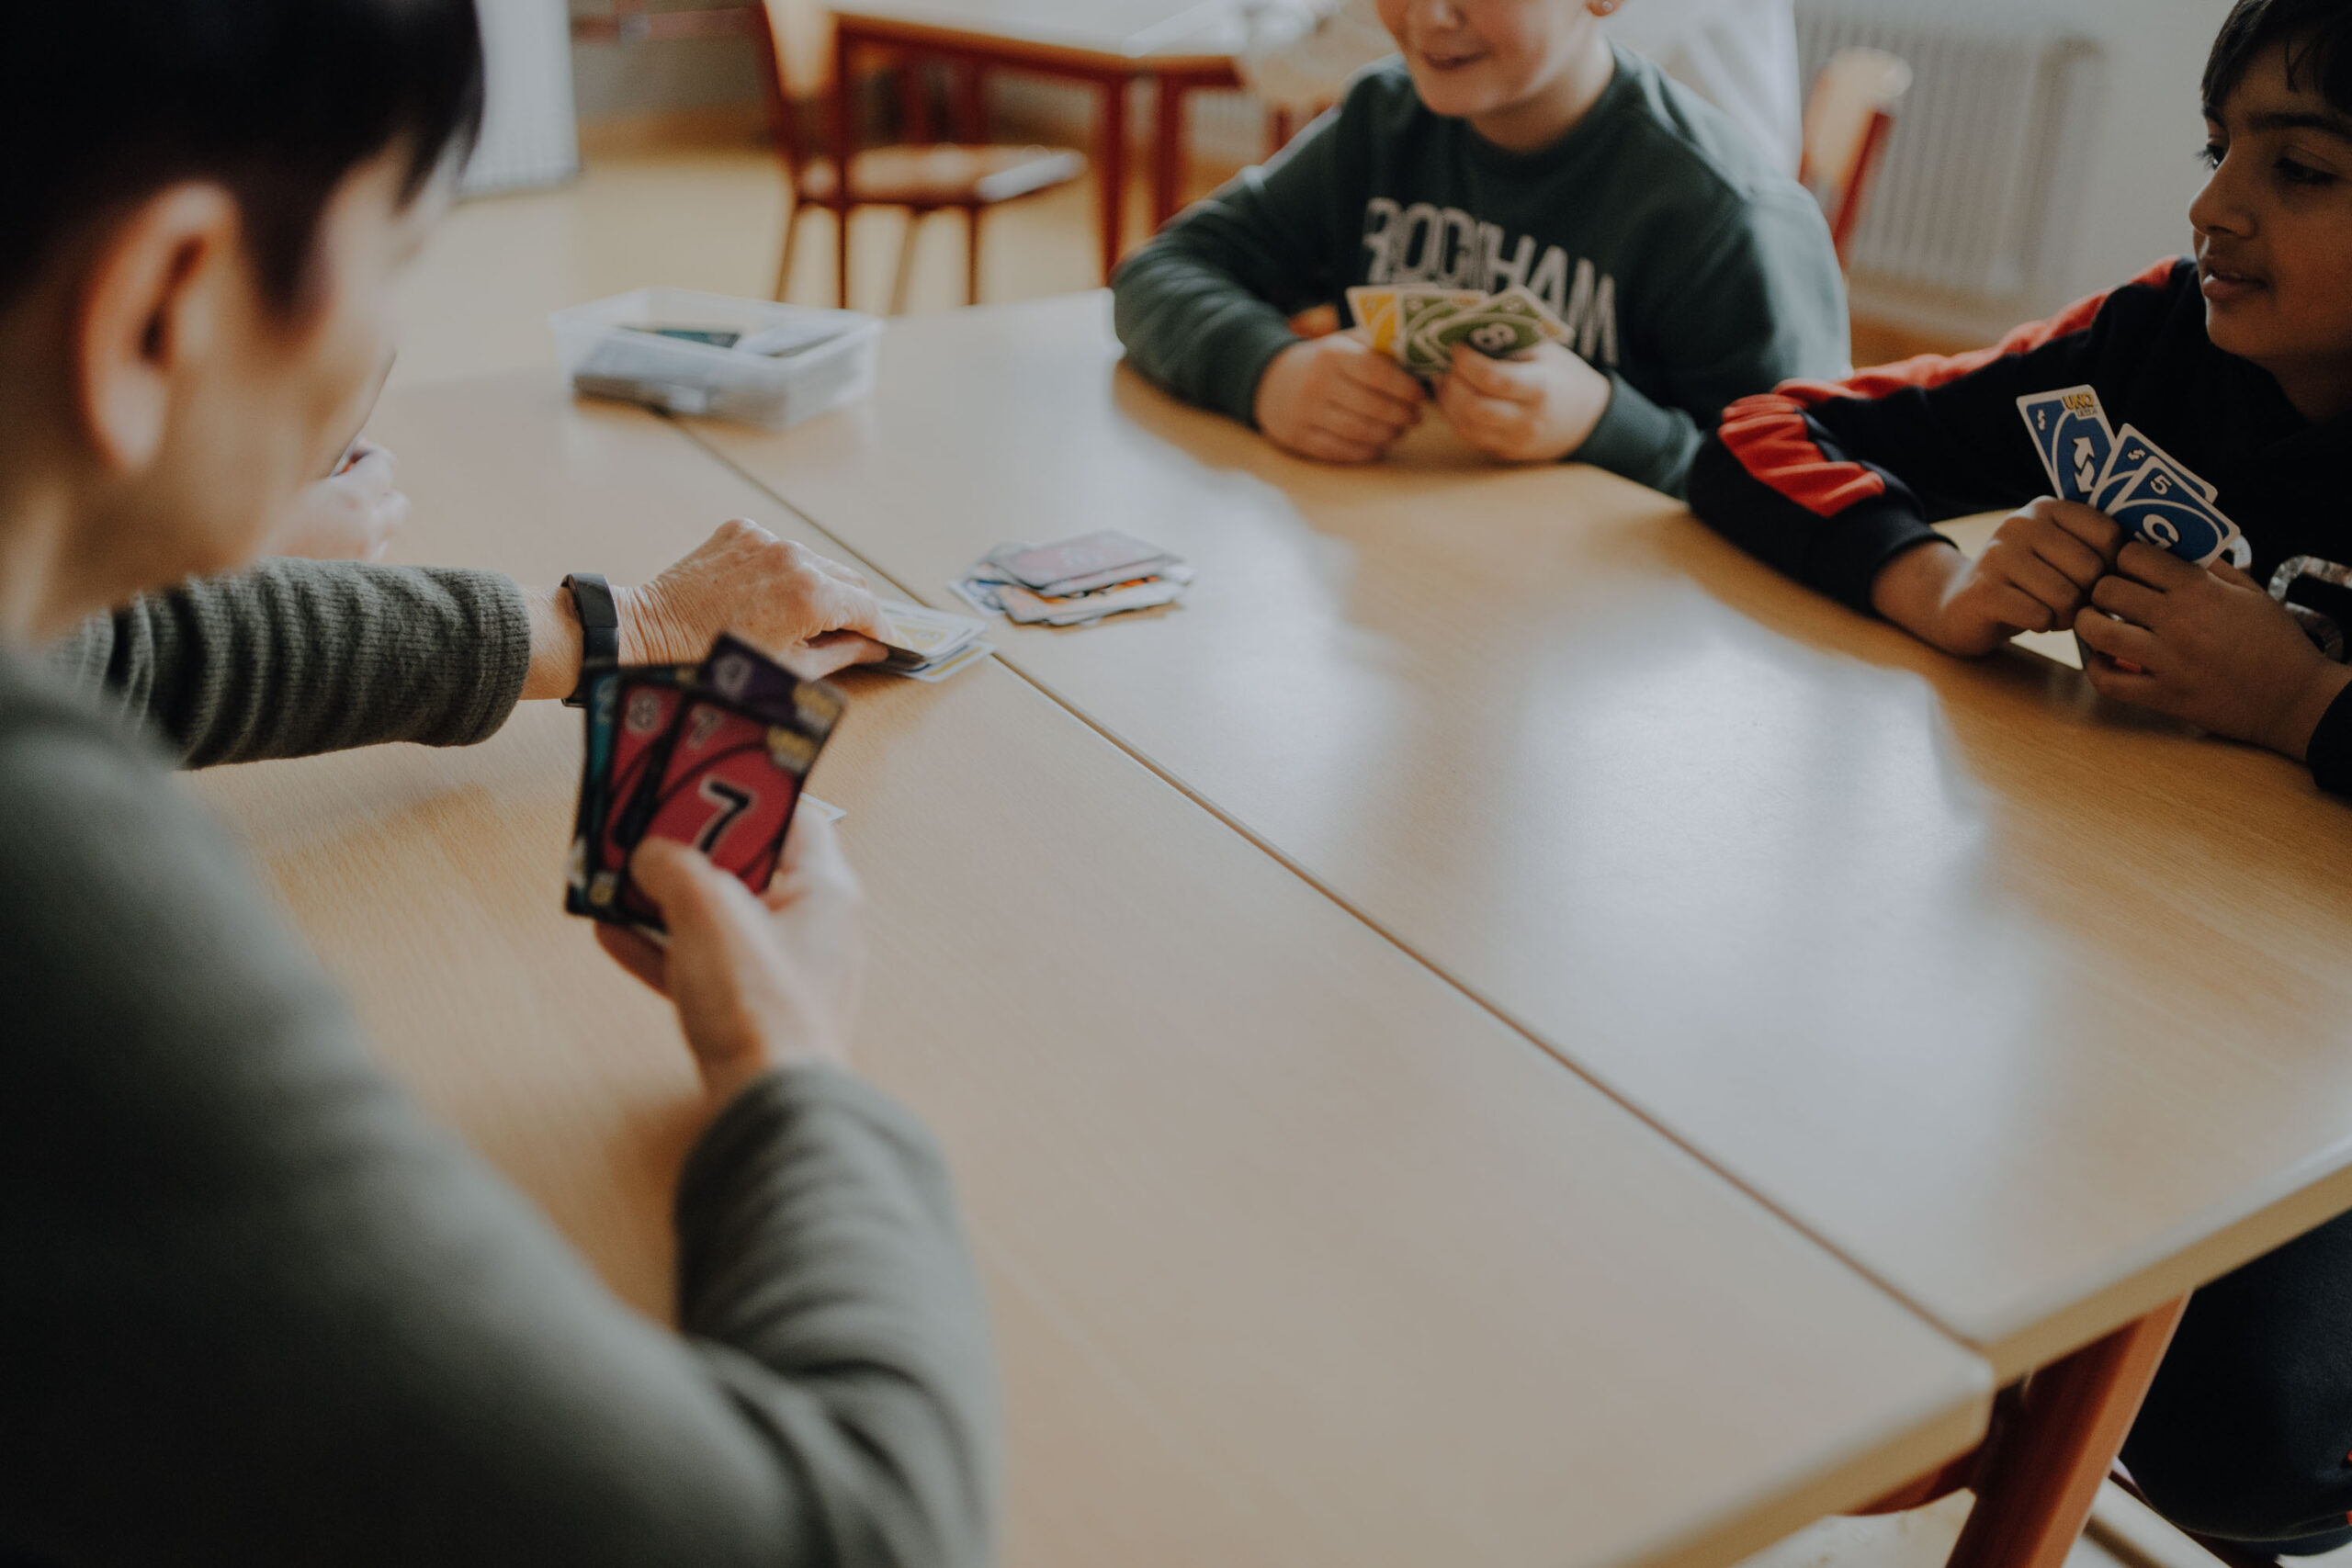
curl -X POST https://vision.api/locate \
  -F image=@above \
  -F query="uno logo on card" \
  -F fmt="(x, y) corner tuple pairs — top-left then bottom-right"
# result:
(1469, 322), (1519, 353)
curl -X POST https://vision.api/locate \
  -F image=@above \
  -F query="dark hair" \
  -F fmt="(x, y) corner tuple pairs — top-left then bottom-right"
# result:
(2204, 0), (2352, 118)
(0, 0), (485, 309)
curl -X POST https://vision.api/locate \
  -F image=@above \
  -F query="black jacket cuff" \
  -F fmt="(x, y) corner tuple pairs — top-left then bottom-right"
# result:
(2307, 681), (2352, 796)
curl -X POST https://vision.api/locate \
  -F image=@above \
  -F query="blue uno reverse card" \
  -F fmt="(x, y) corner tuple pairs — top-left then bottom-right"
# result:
(2016, 386), (2114, 504)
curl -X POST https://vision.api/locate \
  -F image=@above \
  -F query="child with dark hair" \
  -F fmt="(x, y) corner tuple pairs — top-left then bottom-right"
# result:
(1689, 0), (2352, 803)
(1691, 0), (2352, 1548)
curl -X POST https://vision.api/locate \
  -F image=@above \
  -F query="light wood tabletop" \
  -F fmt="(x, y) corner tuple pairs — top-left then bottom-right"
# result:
(185, 370), (1988, 1568)
(689, 291), (2352, 1382)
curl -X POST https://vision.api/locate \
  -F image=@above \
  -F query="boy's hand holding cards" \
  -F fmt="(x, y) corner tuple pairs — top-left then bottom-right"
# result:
(2016, 385), (2244, 567)
(1348, 284), (1574, 375)
(568, 634), (844, 937)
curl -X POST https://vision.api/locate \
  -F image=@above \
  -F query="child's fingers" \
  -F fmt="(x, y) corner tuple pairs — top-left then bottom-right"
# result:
(1316, 402), (1407, 446)
(1295, 423), (1385, 464)
(2114, 540), (2201, 588)
(1448, 345), (1543, 402)
(2080, 655), (2165, 706)
(2075, 605), (2162, 669)
(2090, 573), (2166, 626)
(1327, 373), (1423, 426)
(1996, 550), (2093, 620)
(1973, 579), (2061, 633)
(2025, 526), (2111, 591)
(2209, 559), (2265, 593)
(2043, 500), (2124, 558)
(1336, 342), (1429, 403)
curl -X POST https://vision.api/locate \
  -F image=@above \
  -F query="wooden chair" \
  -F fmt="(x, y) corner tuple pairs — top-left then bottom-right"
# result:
(752, 0), (1085, 312)
(1799, 46), (1913, 265)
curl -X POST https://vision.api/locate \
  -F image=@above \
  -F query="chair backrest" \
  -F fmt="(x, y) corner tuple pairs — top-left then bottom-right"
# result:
(752, 0), (840, 171)
(1799, 47), (1912, 264)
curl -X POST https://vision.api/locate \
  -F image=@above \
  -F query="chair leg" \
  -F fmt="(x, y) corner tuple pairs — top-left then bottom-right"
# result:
(889, 209), (923, 316)
(834, 202), (853, 310)
(963, 206), (982, 306)
(775, 205), (803, 302)
(1943, 1299), (2188, 1568)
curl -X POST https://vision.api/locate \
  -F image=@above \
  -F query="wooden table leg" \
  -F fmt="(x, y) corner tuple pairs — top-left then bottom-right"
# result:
(1944, 1299), (2188, 1568)
(1095, 73), (1129, 282)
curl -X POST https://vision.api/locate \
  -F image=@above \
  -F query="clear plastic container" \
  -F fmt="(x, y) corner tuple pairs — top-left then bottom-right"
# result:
(549, 288), (881, 429)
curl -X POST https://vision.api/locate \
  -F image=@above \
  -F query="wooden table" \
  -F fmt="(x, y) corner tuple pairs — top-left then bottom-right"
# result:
(830, 0), (1247, 280)
(186, 370), (1988, 1568)
(688, 292), (2352, 1544)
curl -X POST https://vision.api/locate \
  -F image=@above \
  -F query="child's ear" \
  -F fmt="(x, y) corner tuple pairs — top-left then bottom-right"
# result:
(73, 183), (240, 474)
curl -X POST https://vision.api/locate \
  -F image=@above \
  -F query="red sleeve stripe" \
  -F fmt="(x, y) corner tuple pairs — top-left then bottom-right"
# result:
(1718, 256), (2181, 519)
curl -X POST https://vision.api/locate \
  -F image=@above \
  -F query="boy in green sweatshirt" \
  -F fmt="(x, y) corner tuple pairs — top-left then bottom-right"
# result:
(1112, 0), (1849, 497)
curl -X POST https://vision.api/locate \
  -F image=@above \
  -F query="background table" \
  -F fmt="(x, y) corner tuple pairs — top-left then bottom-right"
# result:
(692, 292), (2352, 1390)
(186, 370), (1988, 1568)
(831, 0), (1248, 280)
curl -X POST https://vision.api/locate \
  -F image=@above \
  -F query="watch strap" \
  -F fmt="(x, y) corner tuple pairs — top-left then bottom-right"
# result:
(560, 572), (619, 708)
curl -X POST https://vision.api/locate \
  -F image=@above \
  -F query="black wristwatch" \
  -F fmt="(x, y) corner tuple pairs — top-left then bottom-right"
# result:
(560, 572), (619, 708)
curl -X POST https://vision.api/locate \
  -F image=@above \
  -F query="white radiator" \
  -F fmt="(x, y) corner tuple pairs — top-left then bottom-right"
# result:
(462, 0), (581, 196)
(1795, 4), (2102, 313)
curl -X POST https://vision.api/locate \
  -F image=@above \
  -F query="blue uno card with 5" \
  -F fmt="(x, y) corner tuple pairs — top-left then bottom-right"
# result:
(2106, 454), (2242, 566)
(2016, 386), (2113, 503)
(2092, 423), (2217, 513)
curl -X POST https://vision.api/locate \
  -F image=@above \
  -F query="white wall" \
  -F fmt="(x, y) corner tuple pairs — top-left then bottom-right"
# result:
(1820, 0), (2230, 315)
(2042, 0), (2233, 302)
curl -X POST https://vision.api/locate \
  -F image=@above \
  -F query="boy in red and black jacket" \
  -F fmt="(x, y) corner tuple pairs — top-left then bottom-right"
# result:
(1698, 1), (2352, 1552)
(1690, 0), (2352, 802)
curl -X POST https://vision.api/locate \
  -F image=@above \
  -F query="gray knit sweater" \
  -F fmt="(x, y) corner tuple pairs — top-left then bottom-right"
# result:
(1, 559), (998, 1567)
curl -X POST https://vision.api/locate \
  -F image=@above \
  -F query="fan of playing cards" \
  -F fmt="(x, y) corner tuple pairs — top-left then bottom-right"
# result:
(568, 634), (846, 935)
(951, 530), (1192, 627)
(1348, 284), (1575, 376)
(2017, 385), (2247, 568)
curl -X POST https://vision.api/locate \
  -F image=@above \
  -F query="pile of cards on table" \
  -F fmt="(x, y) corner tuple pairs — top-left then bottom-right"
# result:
(1347, 284), (1574, 376)
(567, 634), (843, 935)
(2016, 385), (2246, 567)
(876, 600), (992, 682)
(951, 530), (1192, 627)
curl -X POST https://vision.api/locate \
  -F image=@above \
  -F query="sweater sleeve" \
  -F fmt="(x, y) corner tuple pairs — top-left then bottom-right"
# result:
(2306, 682), (2352, 797)
(0, 690), (997, 1568)
(1578, 185), (1849, 498)
(1111, 98), (1360, 425)
(46, 557), (533, 767)
(1687, 257), (2189, 614)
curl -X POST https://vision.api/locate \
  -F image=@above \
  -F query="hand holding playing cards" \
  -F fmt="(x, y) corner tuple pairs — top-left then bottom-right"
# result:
(596, 815), (864, 1103)
(1433, 342), (1611, 465)
(1253, 333), (1427, 464)
(2075, 545), (2352, 760)
(620, 520), (891, 676)
(269, 442), (408, 561)
(1873, 499), (2123, 657)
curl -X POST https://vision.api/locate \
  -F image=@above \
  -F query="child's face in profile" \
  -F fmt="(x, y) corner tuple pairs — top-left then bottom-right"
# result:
(2192, 39), (2352, 415)
(1374, 0), (1601, 125)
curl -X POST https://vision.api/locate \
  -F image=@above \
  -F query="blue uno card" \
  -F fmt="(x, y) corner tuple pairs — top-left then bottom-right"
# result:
(2106, 453), (2242, 566)
(2016, 386), (2114, 503)
(2093, 423), (2217, 513)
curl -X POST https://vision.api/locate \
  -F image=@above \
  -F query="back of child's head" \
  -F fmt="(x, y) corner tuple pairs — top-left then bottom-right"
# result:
(2206, 0), (2352, 116)
(0, 0), (484, 313)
